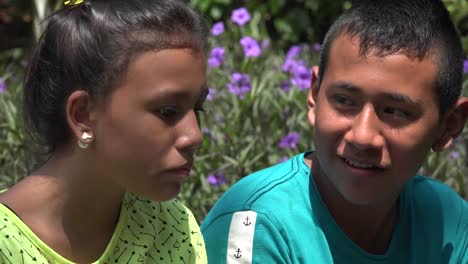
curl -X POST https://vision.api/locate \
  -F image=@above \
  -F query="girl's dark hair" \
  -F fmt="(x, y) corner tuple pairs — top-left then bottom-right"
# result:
(23, 0), (208, 152)
(318, 0), (463, 117)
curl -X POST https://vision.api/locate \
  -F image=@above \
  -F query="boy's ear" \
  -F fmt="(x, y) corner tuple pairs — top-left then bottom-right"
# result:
(432, 97), (468, 152)
(307, 66), (320, 127)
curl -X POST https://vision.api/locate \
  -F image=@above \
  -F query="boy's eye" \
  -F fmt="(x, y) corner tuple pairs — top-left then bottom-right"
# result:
(331, 95), (354, 106)
(383, 107), (410, 119)
(158, 106), (178, 118)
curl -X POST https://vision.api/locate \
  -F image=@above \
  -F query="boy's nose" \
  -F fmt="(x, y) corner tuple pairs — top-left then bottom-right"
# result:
(344, 105), (384, 150)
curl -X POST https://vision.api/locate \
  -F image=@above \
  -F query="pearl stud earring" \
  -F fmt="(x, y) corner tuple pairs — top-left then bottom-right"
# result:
(77, 131), (93, 149)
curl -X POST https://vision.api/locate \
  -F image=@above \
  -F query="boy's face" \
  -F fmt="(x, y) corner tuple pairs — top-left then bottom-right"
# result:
(309, 34), (444, 206)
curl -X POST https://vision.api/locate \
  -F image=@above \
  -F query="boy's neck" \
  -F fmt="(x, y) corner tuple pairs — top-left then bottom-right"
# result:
(306, 153), (399, 255)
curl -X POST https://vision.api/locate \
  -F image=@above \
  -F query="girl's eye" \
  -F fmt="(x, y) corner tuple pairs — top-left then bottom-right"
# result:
(194, 107), (205, 114)
(194, 107), (205, 124)
(156, 106), (206, 124)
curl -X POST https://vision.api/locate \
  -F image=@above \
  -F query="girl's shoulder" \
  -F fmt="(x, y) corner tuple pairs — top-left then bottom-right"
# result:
(123, 193), (198, 226)
(116, 193), (207, 263)
(0, 203), (53, 263)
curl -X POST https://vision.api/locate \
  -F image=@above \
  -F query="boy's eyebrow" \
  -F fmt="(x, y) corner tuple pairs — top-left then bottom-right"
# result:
(329, 82), (420, 105)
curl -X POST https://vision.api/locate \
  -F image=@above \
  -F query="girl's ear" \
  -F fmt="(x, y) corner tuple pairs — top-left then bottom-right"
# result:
(307, 66), (320, 127)
(432, 97), (468, 152)
(66, 90), (96, 148)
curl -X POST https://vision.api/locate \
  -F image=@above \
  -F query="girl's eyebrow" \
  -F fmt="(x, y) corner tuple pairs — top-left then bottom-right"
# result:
(146, 85), (209, 103)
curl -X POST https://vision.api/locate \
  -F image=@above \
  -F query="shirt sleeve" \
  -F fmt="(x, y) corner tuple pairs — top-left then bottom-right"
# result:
(451, 200), (468, 264)
(202, 210), (291, 264)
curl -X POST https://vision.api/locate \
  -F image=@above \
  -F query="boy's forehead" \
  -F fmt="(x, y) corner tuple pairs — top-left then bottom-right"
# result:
(330, 34), (434, 63)
(326, 34), (439, 85)
(323, 34), (440, 104)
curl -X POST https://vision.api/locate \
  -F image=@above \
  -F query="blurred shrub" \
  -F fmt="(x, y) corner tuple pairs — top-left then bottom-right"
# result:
(0, 49), (39, 187)
(191, 0), (351, 49)
(0, 0), (467, 222)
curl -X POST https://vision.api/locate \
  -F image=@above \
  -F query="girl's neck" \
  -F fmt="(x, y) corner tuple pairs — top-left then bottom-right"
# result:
(0, 149), (125, 262)
(31, 149), (124, 230)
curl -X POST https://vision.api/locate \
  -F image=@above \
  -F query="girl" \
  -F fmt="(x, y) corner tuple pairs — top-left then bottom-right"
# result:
(0, 0), (208, 263)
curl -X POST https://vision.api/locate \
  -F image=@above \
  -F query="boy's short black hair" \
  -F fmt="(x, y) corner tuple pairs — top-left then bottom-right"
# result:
(23, 0), (208, 153)
(318, 0), (463, 117)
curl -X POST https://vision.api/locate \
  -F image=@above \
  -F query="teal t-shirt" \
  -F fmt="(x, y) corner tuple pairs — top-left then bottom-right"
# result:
(201, 152), (468, 263)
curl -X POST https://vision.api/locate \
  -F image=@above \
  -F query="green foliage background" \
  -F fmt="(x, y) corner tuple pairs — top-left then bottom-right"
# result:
(0, 0), (467, 222)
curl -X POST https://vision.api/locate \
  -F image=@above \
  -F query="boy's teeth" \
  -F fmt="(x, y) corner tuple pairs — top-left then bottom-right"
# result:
(345, 158), (374, 169)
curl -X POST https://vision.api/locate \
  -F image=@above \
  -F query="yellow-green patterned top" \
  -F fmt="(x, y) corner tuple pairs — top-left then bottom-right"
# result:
(0, 193), (207, 263)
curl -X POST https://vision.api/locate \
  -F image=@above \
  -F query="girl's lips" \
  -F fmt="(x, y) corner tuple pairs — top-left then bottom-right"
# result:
(170, 168), (192, 176)
(166, 163), (193, 177)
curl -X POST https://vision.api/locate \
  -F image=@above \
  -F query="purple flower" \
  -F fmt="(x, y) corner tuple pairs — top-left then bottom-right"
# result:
(240, 36), (261, 58)
(464, 59), (468, 73)
(0, 78), (6, 93)
(282, 59), (296, 73)
(278, 132), (300, 149)
(207, 87), (216, 101)
(208, 47), (225, 68)
(208, 58), (220, 68)
(278, 156), (289, 163)
(203, 127), (211, 134)
(207, 172), (226, 186)
(282, 58), (304, 73)
(211, 22), (224, 36)
(450, 151), (460, 159)
(231, 7), (250, 26)
(261, 39), (270, 49)
(282, 45), (305, 73)
(286, 45), (301, 60)
(228, 72), (251, 98)
(291, 65), (312, 91)
(313, 42), (322, 52)
(280, 80), (291, 92)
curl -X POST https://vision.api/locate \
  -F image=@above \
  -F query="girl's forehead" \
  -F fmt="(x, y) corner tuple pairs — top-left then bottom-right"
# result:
(108, 48), (207, 101)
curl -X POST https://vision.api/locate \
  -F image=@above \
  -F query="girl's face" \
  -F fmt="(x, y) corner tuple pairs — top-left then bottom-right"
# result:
(92, 48), (207, 201)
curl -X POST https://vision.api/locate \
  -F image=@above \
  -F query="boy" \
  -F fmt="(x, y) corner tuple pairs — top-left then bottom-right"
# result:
(202, 0), (468, 263)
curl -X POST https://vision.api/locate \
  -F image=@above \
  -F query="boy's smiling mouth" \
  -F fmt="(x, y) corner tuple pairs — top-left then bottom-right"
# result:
(339, 156), (387, 171)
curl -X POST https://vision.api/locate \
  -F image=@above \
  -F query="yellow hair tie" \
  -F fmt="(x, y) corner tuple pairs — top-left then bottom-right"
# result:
(64, 0), (84, 6)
